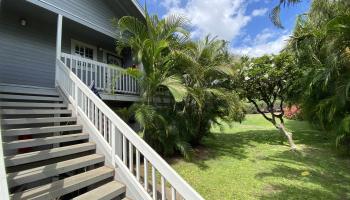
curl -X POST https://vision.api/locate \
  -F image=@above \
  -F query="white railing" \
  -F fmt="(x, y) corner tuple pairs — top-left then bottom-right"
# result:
(0, 121), (10, 200)
(61, 53), (140, 95)
(56, 58), (204, 200)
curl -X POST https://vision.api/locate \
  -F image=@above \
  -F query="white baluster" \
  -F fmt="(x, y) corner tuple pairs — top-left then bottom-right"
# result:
(119, 70), (122, 91)
(144, 158), (148, 191)
(171, 187), (176, 200)
(94, 106), (98, 127)
(111, 123), (116, 167)
(87, 99), (90, 119)
(103, 115), (107, 140)
(99, 111), (102, 133)
(108, 120), (111, 144)
(129, 143), (133, 173)
(94, 64), (98, 89)
(161, 176), (166, 200)
(74, 83), (78, 115)
(123, 135), (127, 164)
(152, 166), (157, 200)
(136, 149), (140, 181)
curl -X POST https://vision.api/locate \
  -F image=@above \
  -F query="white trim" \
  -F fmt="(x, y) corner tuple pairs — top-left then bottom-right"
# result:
(56, 15), (63, 59)
(130, 0), (145, 17)
(70, 39), (97, 61)
(56, 14), (63, 86)
(0, 123), (10, 200)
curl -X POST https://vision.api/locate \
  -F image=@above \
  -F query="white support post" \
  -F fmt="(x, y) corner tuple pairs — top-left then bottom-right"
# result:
(55, 14), (63, 86)
(0, 125), (10, 200)
(111, 124), (116, 167)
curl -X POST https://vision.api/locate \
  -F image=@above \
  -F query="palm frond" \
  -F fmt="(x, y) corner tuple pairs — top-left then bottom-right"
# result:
(270, 0), (303, 28)
(160, 75), (188, 102)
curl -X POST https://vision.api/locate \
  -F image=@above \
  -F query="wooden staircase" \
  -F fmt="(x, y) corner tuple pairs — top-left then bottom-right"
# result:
(0, 86), (130, 200)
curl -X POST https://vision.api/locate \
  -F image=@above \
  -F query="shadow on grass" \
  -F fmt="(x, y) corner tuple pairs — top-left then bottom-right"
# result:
(176, 129), (284, 170)
(256, 149), (350, 199)
(172, 118), (350, 199)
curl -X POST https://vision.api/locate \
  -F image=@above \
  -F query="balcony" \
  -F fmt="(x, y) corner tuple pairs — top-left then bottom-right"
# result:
(61, 53), (140, 101)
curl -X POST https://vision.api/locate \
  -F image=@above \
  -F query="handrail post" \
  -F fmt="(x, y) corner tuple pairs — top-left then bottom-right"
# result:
(74, 82), (78, 115)
(111, 124), (116, 167)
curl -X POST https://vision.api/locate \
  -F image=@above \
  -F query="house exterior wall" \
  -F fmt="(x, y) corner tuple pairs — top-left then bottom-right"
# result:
(0, 0), (138, 88)
(0, 1), (57, 87)
(26, 0), (144, 38)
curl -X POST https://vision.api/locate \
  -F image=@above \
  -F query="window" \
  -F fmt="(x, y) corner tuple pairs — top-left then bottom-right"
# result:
(106, 53), (122, 66)
(71, 39), (97, 60)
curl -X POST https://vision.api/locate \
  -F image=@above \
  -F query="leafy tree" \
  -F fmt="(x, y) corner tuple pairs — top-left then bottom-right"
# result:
(235, 53), (301, 150)
(288, 0), (350, 151)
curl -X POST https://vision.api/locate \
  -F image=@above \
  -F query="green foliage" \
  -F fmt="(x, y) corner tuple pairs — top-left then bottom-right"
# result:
(288, 0), (350, 151)
(270, 0), (302, 28)
(234, 52), (301, 126)
(113, 107), (132, 122)
(116, 12), (244, 158)
(172, 36), (245, 144)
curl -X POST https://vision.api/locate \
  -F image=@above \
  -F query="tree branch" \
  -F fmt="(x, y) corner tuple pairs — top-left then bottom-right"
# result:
(248, 98), (273, 122)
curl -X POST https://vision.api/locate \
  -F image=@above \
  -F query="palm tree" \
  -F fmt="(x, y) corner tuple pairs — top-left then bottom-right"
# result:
(288, 0), (350, 151)
(172, 36), (244, 144)
(270, 0), (303, 28)
(115, 11), (193, 156)
(116, 12), (189, 104)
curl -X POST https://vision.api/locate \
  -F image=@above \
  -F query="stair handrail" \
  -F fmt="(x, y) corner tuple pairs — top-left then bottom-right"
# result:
(0, 120), (10, 200)
(56, 57), (204, 200)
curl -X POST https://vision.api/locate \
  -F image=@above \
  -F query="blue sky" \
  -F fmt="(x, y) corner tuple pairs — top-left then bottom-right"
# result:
(137, 0), (310, 57)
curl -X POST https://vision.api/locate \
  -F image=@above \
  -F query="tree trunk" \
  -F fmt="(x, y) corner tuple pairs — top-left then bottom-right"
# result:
(277, 123), (297, 150)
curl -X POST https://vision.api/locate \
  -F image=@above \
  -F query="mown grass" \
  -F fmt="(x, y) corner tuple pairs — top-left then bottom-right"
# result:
(169, 114), (350, 200)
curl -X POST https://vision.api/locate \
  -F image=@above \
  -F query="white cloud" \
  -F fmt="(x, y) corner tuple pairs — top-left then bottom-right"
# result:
(254, 28), (275, 44)
(159, 0), (289, 58)
(231, 31), (290, 57)
(160, 0), (180, 10)
(251, 8), (268, 17)
(162, 0), (267, 41)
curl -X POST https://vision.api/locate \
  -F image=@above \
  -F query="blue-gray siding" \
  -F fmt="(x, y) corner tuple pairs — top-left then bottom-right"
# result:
(27, 0), (124, 37)
(0, 1), (57, 87)
(0, 0), (136, 88)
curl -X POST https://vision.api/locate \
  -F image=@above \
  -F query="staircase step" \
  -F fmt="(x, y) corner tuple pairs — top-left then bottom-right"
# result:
(0, 85), (58, 96)
(0, 102), (67, 108)
(5, 142), (96, 167)
(0, 94), (63, 101)
(73, 181), (126, 200)
(3, 133), (89, 150)
(10, 166), (114, 200)
(2, 117), (76, 125)
(1, 109), (71, 115)
(2, 124), (82, 136)
(7, 154), (104, 188)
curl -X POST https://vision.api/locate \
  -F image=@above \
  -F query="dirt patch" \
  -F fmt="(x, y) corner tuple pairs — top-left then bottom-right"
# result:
(262, 184), (282, 194)
(166, 145), (212, 164)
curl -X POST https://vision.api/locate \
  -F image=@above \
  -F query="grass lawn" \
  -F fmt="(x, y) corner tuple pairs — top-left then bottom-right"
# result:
(169, 114), (350, 200)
